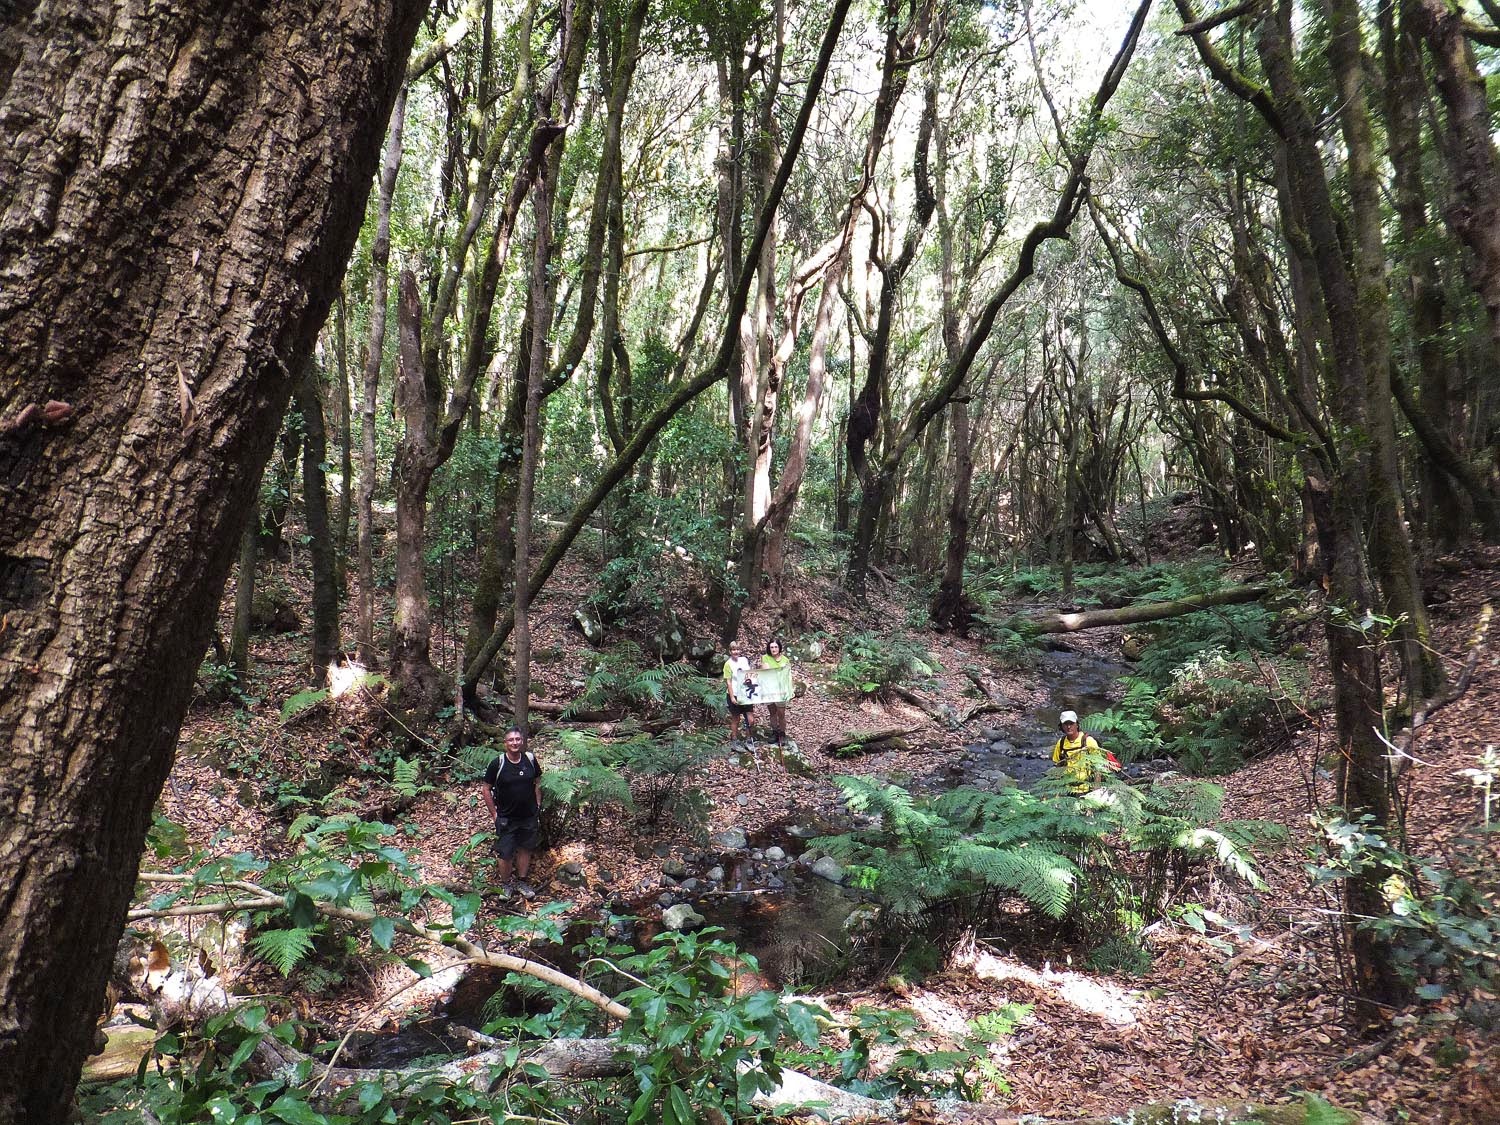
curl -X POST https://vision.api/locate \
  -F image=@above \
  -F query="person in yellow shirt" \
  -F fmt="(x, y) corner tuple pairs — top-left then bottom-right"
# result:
(1051, 710), (1116, 789)
(761, 638), (791, 747)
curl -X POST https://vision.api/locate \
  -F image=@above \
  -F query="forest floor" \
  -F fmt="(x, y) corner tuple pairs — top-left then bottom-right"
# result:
(156, 530), (1500, 1125)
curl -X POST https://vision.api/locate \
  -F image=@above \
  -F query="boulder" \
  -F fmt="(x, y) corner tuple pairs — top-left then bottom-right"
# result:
(689, 638), (720, 675)
(711, 827), (748, 851)
(250, 588), (300, 634)
(572, 604), (606, 646)
(781, 746), (816, 779)
(662, 903), (706, 932)
(811, 856), (845, 885)
(661, 858), (687, 879)
(764, 846), (786, 862)
(649, 610), (687, 663)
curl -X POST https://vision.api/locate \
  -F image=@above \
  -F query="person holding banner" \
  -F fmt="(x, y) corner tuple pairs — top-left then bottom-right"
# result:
(723, 639), (753, 748)
(761, 638), (791, 747)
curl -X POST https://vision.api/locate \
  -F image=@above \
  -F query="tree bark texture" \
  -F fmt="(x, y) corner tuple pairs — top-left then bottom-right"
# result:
(1253, 4), (1407, 1015)
(0, 3), (425, 1118)
(391, 270), (445, 707)
(1408, 0), (1500, 364)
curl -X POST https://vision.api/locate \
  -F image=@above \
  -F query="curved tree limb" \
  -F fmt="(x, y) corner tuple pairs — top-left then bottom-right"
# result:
(133, 874), (629, 1021)
(462, 0), (857, 693)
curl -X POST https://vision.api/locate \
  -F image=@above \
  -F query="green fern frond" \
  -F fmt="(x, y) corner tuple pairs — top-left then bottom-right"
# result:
(1182, 828), (1265, 889)
(392, 757), (422, 798)
(249, 927), (316, 976)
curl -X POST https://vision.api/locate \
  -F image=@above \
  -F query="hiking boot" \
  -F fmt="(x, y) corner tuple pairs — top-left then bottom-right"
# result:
(515, 880), (537, 900)
(495, 883), (512, 902)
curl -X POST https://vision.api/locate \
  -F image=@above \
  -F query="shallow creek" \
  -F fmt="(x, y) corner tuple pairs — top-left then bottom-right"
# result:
(359, 645), (1128, 1050)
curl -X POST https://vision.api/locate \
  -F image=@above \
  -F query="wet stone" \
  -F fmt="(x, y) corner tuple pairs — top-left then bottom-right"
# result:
(811, 857), (845, 884)
(712, 828), (748, 851)
(661, 859), (687, 879)
(764, 846), (786, 862)
(706, 866), (725, 883)
(662, 903), (706, 932)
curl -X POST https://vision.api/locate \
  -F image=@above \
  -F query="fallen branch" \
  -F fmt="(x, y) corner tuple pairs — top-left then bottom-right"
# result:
(134, 874), (628, 1021)
(1392, 602), (1492, 777)
(956, 701), (1008, 725)
(887, 683), (954, 724)
(963, 668), (1010, 707)
(1000, 584), (1269, 634)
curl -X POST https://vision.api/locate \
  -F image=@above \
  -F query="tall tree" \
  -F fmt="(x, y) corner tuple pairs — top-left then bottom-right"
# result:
(0, 3), (425, 1117)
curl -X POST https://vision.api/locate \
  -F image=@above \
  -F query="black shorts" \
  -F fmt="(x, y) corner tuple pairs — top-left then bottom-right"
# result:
(728, 699), (752, 717)
(494, 816), (540, 860)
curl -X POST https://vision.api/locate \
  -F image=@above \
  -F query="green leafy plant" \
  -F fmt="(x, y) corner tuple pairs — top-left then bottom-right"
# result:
(816, 773), (1271, 953)
(608, 929), (826, 1125)
(247, 927), (316, 976)
(832, 630), (939, 699)
(279, 688), (329, 724)
(1310, 808), (1499, 1003)
(566, 642), (723, 721)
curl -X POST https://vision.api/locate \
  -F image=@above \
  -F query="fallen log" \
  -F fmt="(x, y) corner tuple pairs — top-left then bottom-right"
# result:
(247, 1021), (891, 1121)
(820, 725), (924, 757)
(1003, 584), (1269, 635)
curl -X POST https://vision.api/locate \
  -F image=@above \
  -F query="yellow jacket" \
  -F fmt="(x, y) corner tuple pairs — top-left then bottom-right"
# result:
(1052, 733), (1102, 786)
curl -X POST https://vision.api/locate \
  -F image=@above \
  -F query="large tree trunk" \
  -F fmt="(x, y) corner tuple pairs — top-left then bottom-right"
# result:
(512, 143), (560, 731)
(390, 271), (445, 708)
(1326, 0), (1443, 702)
(0, 3), (424, 1119)
(1253, 3), (1407, 1016)
(931, 392), (974, 631)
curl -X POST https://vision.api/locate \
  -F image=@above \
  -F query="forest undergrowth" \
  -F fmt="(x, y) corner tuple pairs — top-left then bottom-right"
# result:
(97, 533), (1500, 1125)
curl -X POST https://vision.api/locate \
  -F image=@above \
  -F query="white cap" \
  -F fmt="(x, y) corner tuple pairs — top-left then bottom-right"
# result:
(1059, 710), (1078, 725)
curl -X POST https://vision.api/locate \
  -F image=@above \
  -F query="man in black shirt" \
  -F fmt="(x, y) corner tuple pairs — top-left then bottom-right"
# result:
(480, 728), (543, 899)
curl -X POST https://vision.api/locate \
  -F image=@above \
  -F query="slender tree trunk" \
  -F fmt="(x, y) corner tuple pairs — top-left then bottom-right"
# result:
(512, 149), (558, 731)
(332, 294), (355, 579)
(0, 3), (424, 1116)
(230, 514), (259, 676)
(1408, 0), (1500, 363)
(359, 90), (408, 666)
(294, 362), (341, 684)
(931, 392), (974, 630)
(1382, 1), (1469, 547)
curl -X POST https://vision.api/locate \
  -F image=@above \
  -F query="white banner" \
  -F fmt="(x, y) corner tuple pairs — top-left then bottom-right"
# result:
(730, 664), (793, 705)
